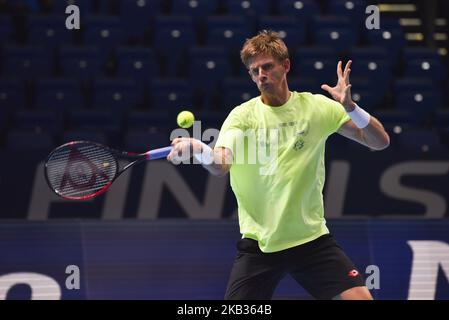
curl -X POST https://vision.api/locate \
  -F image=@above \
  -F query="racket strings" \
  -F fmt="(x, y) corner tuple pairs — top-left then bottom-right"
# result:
(46, 144), (117, 198)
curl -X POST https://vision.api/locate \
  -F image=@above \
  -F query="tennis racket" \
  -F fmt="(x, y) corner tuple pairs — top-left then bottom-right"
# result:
(44, 141), (172, 200)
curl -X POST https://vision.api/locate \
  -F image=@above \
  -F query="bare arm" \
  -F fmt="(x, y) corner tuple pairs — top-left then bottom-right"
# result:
(167, 137), (233, 177)
(338, 116), (390, 150)
(321, 60), (390, 150)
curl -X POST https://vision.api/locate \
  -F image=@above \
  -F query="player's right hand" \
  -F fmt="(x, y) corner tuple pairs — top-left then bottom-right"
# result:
(167, 137), (201, 163)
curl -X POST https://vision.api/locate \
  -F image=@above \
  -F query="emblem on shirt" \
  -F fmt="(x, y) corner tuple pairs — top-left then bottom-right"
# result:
(293, 138), (305, 150)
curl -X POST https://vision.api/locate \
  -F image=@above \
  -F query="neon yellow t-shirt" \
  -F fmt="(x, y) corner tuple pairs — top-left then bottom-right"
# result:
(215, 91), (350, 253)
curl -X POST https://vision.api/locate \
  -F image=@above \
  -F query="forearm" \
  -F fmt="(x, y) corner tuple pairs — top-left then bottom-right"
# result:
(359, 116), (390, 150)
(343, 102), (390, 150)
(201, 150), (231, 176)
(194, 144), (232, 177)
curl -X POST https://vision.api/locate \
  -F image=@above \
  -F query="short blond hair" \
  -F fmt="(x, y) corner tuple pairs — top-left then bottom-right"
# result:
(240, 30), (289, 68)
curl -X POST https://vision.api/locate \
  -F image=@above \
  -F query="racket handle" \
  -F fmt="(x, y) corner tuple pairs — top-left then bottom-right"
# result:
(146, 146), (173, 160)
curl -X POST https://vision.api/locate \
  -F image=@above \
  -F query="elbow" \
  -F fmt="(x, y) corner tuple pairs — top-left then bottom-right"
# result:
(371, 134), (390, 151)
(216, 171), (229, 178)
(209, 164), (231, 177)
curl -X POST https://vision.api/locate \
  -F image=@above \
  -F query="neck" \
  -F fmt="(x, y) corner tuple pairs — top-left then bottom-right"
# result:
(260, 83), (290, 107)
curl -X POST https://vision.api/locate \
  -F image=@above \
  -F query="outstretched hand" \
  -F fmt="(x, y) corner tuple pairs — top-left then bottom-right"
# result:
(321, 60), (355, 111)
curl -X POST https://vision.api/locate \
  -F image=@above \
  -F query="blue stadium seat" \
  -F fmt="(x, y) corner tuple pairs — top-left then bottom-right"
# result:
(98, 0), (115, 14)
(0, 15), (13, 42)
(349, 46), (390, 61)
(68, 109), (121, 133)
(397, 130), (447, 153)
(195, 110), (227, 130)
(149, 78), (193, 110)
(403, 47), (440, 61)
(258, 15), (306, 49)
(314, 28), (359, 52)
(0, 106), (10, 134)
(224, 0), (272, 16)
(403, 47), (445, 82)
(154, 15), (196, 75)
(125, 130), (170, 152)
(27, 15), (73, 48)
(84, 16), (124, 56)
(62, 129), (108, 145)
(289, 77), (321, 93)
(205, 15), (252, 51)
(312, 16), (358, 52)
(35, 78), (84, 110)
(404, 59), (445, 82)
(376, 109), (422, 127)
(14, 109), (63, 135)
(434, 109), (449, 129)
(115, 46), (160, 88)
(171, 0), (219, 16)
(59, 46), (105, 81)
(348, 77), (386, 111)
(393, 79), (439, 120)
(393, 78), (434, 93)
(365, 19), (405, 56)
(327, 0), (367, 22)
(275, 0), (319, 21)
(2, 45), (53, 79)
(293, 46), (338, 81)
(350, 89), (383, 111)
(222, 77), (259, 110)
(51, 0), (92, 15)
(395, 91), (443, 117)
(294, 45), (336, 61)
(349, 46), (393, 90)
(0, 78), (27, 109)
(351, 59), (393, 84)
(6, 129), (54, 150)
(119, 0), (163, 39)
(127, 110), (171, 132)
(189, 46), (231, 91)
(92, 78), (140, 112)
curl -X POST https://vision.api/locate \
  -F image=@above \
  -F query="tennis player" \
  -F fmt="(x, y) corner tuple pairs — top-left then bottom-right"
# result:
(168, 30), (390, 300)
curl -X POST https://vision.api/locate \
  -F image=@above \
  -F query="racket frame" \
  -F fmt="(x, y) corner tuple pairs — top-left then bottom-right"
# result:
(44, 141), (171, 200)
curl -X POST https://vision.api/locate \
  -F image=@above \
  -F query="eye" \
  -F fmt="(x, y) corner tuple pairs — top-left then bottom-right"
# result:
(263, 63), (274, 71)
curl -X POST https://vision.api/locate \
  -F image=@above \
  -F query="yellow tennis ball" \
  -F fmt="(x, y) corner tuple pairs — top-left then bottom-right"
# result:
(177, 110), (195, 128)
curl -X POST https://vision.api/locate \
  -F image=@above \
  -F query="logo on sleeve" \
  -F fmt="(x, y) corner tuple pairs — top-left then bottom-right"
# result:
(348, 269), (359, 277)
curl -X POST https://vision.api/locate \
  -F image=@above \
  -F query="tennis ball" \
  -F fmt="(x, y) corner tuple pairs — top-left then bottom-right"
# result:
(177, 110), (195, 128)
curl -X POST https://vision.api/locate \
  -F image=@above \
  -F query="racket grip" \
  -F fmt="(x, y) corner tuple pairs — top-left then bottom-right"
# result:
(147, 146), (173, 160)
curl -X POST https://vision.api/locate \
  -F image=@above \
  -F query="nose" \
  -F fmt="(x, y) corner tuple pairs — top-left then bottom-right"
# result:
(256, 69), (268, 82)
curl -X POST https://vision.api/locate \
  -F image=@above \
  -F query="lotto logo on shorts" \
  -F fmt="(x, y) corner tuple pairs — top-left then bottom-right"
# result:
(348, 269), (359, 277)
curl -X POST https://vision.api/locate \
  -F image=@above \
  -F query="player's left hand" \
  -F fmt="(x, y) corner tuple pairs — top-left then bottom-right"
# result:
(321, 60), (355, 112)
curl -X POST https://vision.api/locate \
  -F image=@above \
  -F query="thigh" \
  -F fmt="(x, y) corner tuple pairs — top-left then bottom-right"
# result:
(288, 234), (365, 300)
(224, 238), (285, 300)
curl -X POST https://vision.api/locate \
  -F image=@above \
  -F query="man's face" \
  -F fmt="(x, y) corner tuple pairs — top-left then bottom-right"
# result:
(248, 54), (290, 94)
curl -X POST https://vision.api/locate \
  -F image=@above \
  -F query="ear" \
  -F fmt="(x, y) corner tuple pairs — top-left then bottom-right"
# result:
(283, 58), (291, 73)
(248, 70), (257, 83)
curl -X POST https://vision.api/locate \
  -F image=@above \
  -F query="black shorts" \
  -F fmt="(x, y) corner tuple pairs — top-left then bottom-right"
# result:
(224, 234), (365, 300)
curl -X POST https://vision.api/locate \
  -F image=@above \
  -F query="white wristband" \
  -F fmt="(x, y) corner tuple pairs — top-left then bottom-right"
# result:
(193, 141), (214, 165)
(348, 104), (371, 129)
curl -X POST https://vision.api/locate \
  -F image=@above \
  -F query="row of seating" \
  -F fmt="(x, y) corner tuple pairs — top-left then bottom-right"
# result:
(0, 13), (407, 53)
(0, 76), (446, 113)
(3, 125), (449, 154)
(2, 44), (444, 80)
(6, 0), (371, 19)
(1, 107), (448, 138)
